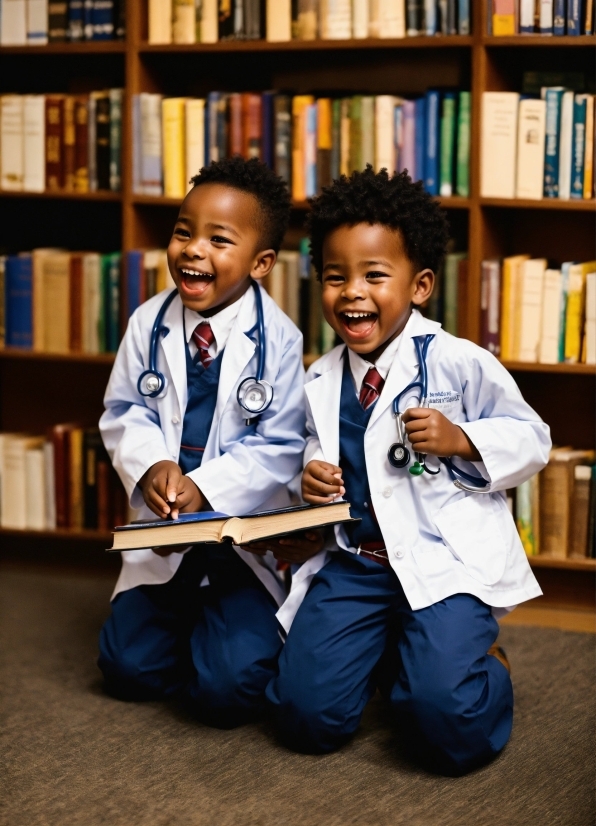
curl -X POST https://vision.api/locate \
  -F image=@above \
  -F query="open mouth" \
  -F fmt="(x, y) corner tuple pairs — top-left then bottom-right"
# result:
(339, 311), (378, 339)
(178, 267), (215, 295)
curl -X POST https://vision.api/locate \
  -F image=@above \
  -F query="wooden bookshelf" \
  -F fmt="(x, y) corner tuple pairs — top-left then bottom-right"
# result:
(0, 1), (594, 601)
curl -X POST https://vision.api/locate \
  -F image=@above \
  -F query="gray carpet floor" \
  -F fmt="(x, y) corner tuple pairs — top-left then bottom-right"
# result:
(1, 563), (594, 826)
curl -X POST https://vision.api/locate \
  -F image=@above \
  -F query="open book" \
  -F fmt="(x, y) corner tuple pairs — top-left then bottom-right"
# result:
(109, 501), (355, 552)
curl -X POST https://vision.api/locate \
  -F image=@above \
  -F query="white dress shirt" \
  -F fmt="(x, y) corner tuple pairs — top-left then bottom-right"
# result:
(347, 328), (404, 397)
(184, 293), (244, 359)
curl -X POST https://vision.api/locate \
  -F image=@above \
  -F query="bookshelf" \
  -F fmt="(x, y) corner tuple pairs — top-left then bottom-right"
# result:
(0, 0), (594, 608)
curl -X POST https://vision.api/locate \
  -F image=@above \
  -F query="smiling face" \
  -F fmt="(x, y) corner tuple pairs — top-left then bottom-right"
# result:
(167, 183), (276, 317)
(320, 223), (434, 362)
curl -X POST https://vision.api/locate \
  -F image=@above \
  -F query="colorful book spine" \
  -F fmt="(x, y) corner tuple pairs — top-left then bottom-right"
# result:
(126, 250), (144, 318)
(456, 91), (471, 197)
(68, 0), (84, 39)
(439, 92), (456, 197)
(304, 103), (318, 198)
(109, 88), (122, 192)
(571, 95), (587, 199)
(543, 87), (565, 198)
(414, 97), (426, 185)
(458, 0), (470, 33)
(424, 90), (440, 196)
(481, 259), (501, 356)
(566, 0), (581, 32)
(5, 254), (33, 349)
(553, 0), (566, 32)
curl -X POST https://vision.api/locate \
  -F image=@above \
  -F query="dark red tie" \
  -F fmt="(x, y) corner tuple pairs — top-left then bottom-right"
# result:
(192, 321), (215, 368)
(359, 366), (384, 410)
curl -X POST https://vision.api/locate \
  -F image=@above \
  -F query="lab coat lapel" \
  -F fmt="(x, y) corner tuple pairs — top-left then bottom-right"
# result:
(159, 294), (187, 413)
(305, 347), (344, 465)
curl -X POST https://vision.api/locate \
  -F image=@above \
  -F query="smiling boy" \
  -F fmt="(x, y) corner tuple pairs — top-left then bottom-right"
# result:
(265, 167), (551, 774)
(98, 158), (306, 726)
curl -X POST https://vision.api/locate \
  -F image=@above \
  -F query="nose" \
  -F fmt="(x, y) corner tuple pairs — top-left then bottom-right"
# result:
(182, 236), (207, 259)
(341, 278), (366, 301)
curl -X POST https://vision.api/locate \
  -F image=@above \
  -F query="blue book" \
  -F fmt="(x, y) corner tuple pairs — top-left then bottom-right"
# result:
(458, 0), (470, 33)
(305, 104), (317, 199)
(570, 94), (587, 198)
(126, 250), (144, 319)
(554, 0), (566, 32)
(424, 90), (440, 196)
(261, 91), (275, 169)
(5, 254), (33, 349)
(92, 0), (114, 39)
(414, 98), (426, 186)
(543, 87), (565, 198)
(566, 0), (581, 33)
(84, 0), (94, 38)
(68, 0), (84, 40)
(424, 0), (437, 33)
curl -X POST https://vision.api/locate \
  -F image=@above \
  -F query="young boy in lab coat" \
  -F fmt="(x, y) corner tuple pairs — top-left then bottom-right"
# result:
(263, 167), (551, 774)
(98, 157), (306, 727)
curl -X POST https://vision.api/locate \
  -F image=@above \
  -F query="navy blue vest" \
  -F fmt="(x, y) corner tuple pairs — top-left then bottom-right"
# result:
(178, 340), (224, 475)
(339, 357), (384, 547)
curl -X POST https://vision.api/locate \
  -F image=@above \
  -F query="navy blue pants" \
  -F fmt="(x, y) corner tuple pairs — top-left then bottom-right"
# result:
(98, 545), (282, 728)
(266, 551), (513, 775)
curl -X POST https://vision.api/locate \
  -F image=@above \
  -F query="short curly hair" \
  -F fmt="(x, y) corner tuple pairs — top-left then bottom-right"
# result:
(306, 166), (450, 278)
(189, 156), (291, 253)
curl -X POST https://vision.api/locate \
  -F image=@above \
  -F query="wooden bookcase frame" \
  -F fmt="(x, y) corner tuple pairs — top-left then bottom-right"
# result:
(0, 0), (594, 608)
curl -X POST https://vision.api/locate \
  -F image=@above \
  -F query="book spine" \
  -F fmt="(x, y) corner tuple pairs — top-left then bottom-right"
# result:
(261, 91), (275, 168)
(172, 0), (196, 43)
(557, 91), (574, 199)
(267, 0), (291, 40)
(140, 93), (163, 195)
(243, 93), (262, 160)
(1, 96), (24, 191)
(481, 260), (501, 356)
(447, 0), (457, 32)
(109, 89), (122, 192)
(394, 104), (403, 178)
(84, 0), (93, 37)
(23, 95), (46, 193)
(0, 257), (5, 348)
(162, 97), (187, 198)
(406, 0), (422, 35)
(88, 94), (97, 190)
(184, 98), (205, 187)
(63, 95), (76, 191)
(27, 0), (49, 44)
(126, 250), (143, 318)
(92, 0), (114, 39)
(95, 93), (111, 190)
(458, 0), (470, 32)
(520, 0), (536, 30)
(316, 98), (332, 190)
(304, 103), (317, 198)
(566, 0), (580, 32)
(400, 99), (416, 179)
(5, 255), (33, 349)
(106, 253), (120, 352)
(582, 95), (593, 199)
(543, 87), (564, 198)
(68, 0), (84, 39)
(349, 96), (362, 174)
(539, 0), (553, 31)
(439, 92), (456, 197)
(217, 94), (228, 161)
(69, 254), (83, 352)
(52, 426), (70, 528)
(585, 0), (594, 32)
(74, 95), (89, 193)
(570, 95), (587, 198)
(48, 1), (68, 40)
(424, 91), (439, 195)
(455, 91), (471, 197)
(553, 0), (566, 31)
(274, 95), (292, 185)
(424, 0), (438, 33)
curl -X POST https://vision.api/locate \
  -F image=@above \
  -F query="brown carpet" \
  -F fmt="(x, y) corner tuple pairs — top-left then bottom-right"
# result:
(1, 562), (594, 826)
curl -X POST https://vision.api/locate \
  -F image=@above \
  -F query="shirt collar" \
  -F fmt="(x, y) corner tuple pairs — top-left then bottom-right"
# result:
(184, 293), (244, 354)
(347, 328), (404, 393)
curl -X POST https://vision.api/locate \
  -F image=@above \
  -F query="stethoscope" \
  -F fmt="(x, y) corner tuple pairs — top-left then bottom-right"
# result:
(387, 334), (491, 494)
(137, 279), (274, 424)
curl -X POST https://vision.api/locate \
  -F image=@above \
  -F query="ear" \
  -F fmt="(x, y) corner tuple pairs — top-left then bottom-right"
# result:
(411, 268), (435, 307)
(250, 249), (277, 281)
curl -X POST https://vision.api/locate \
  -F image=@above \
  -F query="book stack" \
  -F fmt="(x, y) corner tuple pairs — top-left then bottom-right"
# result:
(0, 0), (126, 44)
(480, 257), (596, 364)
(513, 449), (596, 558)
(488, 0), (594, 35)
(133, 89), (471, 201)
(1, 250), (122, 353)
(0, 90), (123, 194)
(0, 426), (127, 532)
(148, 0), (471, 44)
(481, 88), (595, 201)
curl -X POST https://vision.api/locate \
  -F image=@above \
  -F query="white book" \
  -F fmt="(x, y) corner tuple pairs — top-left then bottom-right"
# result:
(82, 252), (102, 353)
(23, 94), (45, 192)
(481, 92), (520, 199)
(1, 435), (40, 529)
(539, 268), (563, 363)
(361, 96), (375, 168)
(25, 446), (46, 530)
(1, 0), (27, 44)
(201, 0), (218, 42)
(140, 93), (164, 196)
(267, 0), (291, 41)
(519, 0), (534, 30)
(43, 440), (56, 529)
(515, 98), (546, 200)
(558, 91), (574, 199)
(1, 95), (24, 191)
(27, 0), (48, 43)
(149, 0), (173, 43)
(539, 0), (553, 31)
(374, 95), (397, 173)
(277, 250), (300, 326)
(320, 0), (352, 38)
(518, 258), (547, 362)
(185, 98), (205, 191)
(172, 0), (196, 43)
(353, 0), (369, 37)
(378, 0), (405, 37)
(584, 272), (596, 365)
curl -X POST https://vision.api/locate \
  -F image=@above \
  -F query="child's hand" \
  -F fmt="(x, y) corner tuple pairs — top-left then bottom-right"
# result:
(139, 460), (206, 520)
(241, 530), (325, 564)
(402, 408), (480, 461)
(302, 461), (345, 504)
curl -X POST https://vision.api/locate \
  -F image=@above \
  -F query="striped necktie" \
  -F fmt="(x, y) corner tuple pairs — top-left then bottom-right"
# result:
(192, 321), (215, 368)
(359, 366), (384, 411)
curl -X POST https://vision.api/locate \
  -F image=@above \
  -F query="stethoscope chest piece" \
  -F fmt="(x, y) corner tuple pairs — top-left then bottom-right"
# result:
(237, 377), (273, 415)
(388, 442), (410, 469)
(138, 369), (167, 399)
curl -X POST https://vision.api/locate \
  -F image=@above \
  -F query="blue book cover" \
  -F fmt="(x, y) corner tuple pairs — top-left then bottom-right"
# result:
(424, 90), (440, 196)
(126, 250), (144, 319)
(261, 91), (275, 169)
(84, 0), (94, 38)
(5, 254), (33, 349)
(68, 0), (84, 40)
(553, 0), (566, 32)
(566, 0), (581, 33)
(424, 0), (437, 33)
(458, 0), (470, 33)
(414, 98), (426, 185)
(305, 104), (317, 198)
(543, 87), (565, 198)
(570, 94), (587, 198)
(92, 0), (114, 39)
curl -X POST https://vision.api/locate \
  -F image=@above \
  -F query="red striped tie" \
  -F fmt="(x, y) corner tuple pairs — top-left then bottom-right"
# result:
(192, 321), (215, 368)
(359, 366), (384, 411)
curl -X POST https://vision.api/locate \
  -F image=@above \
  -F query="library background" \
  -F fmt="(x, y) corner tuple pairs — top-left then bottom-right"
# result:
(0, 0), (594, 622)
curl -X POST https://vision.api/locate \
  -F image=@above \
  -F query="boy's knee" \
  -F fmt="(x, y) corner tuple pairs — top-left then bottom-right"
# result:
(186, 657), (273, 728)
(98, 626), (179, 701)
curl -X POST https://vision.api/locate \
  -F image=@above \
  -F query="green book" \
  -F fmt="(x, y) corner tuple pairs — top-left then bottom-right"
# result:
(100, 252), (121, 353)
(455, 91), (471, 198)
(439, 92), (457, 197)
(349, 96), (363, 174)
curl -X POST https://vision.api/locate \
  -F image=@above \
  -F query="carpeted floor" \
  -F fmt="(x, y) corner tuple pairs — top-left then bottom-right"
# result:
(1, 563), (594, 826)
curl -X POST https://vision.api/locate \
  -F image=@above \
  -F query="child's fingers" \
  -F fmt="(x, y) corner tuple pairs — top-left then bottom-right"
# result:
(165, 466), (183, 504)
(305, 476), (345, 497)
(401, 408), (431, 423)
(304, 491), (342, 505)
(145, 488), (171, 516)
(403, 418), (430, 434)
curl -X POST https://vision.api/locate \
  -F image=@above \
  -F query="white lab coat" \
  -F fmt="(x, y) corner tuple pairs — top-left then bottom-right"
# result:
(277, 310), (550, 633)
(100, 284), (306, 604)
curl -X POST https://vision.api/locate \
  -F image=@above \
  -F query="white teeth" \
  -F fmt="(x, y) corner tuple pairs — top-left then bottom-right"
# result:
(343, 312), (374, 318)
(180, 268), (213, 277)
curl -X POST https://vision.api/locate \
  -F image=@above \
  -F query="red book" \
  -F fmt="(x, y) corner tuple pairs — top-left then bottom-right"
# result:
(74, 95), (89, 193)
(242, 93), (262, 160)
(50, 423), (73, 527)
(228, 93), (243, 157)
(69, 253), (83, 352)
(45, 95), (65, 191)
(63, 95), (76, 192)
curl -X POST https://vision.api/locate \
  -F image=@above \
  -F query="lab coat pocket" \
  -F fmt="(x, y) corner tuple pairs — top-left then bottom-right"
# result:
(433, 494), (508, 586)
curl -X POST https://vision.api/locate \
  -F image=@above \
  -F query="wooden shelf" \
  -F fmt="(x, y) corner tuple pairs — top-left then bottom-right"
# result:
(0, 189), (121, 202)
(501, 360), (596, 375)
(482, 34), (596, 46)
(0, 41), (126, 54)
(139, 35), (473, 54)
(480, 197), (596, 211)
(292, 195), (471, 210)
(0, 349), (115, 364)
(528, 555), (596, 572)
(0, 527), (112, 541)
(135, 195), (471, 211)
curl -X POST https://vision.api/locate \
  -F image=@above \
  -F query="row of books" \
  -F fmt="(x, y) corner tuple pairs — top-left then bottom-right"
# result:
(481, 90), (595, 201)
(133, 89), (471, 202)
(481, 257), (595, 364)
(0, 91), (123, 193)
(0, 427), (127, 532)
(148, 0), (471, 45)
(513, 448), (595, 559)
(489, 0), (593, 34)
(0, 0), (125, 45)
(1, 250), (122, 352)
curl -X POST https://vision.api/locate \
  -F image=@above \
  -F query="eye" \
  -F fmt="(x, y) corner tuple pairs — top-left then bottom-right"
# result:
(211, 235), (233, 244)
(174, 226), (190, 238)
(324, 273), (344, 283)
(366, 271), (389, 280)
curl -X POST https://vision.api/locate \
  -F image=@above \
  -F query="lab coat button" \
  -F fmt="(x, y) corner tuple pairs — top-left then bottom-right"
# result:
(382, 486), (392, 498)
(394, 548), (404, 559)
(171, 415), (180, 424)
